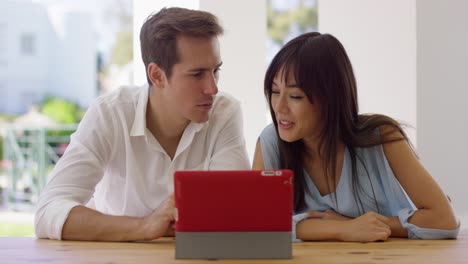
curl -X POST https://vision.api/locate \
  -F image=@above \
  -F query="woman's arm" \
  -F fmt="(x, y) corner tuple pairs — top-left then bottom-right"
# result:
(254, 141), (392, 242)
(381, 126), (458, 232)
(297, 211), (391, 242)
(312, 209), (408, 238)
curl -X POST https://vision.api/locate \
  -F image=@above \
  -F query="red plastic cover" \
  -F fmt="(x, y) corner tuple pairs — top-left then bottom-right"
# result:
(174, 170), (293, 232)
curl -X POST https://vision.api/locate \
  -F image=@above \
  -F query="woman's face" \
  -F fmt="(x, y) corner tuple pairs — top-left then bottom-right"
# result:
(270, 69), (322, 143)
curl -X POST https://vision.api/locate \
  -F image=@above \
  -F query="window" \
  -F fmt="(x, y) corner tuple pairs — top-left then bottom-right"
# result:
(20, 33), (36, 56)
(266, 0), (318, 63)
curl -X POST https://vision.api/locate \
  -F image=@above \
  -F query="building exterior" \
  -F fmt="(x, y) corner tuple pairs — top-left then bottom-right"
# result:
(0, 0), (96, 114)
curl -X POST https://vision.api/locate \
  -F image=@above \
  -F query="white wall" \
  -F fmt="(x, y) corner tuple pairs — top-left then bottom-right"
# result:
(0, 1), (96, 113)
(2, 1), (51, 113)
(52, 12), (96, 108)
(0, 1), (12, 112)
(318, 0), (417, 145)
(417, 0), (468, 223)
(133, 0), (267, 162)
(200, 0), (267, 162)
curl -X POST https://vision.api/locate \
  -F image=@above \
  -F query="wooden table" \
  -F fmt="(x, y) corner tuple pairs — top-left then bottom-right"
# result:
(1, 235), (467, 264)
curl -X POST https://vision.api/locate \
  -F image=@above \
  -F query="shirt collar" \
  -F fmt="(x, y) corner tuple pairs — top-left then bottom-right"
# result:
(187, 120), (206, 133)
(173, 121), (206, 158)
(130, 84), (209, 137)
(130, 84), (149, 137)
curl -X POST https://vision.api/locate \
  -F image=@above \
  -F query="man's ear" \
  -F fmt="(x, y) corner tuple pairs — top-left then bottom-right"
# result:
(147, 62), (167, 88)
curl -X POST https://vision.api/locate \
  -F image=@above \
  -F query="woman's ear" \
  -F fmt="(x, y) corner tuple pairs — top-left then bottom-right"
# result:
(147, 62), (167, 88)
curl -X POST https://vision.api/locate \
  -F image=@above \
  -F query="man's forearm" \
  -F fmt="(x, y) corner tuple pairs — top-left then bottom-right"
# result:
(62, 206), (146, 241)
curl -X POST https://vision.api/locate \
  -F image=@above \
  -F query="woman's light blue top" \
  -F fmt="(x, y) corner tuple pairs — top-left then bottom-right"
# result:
(259, 124), (459, 241)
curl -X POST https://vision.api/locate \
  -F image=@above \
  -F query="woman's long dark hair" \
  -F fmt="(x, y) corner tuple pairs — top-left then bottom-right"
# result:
(264, 32), (412, 213)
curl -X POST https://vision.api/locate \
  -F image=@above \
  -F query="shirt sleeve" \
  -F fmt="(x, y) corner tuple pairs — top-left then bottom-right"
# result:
(291, 213), (309, 242)
(398, 208), (460, 239)
(208, 101), (250, 170)
(34, 100), (115, 240)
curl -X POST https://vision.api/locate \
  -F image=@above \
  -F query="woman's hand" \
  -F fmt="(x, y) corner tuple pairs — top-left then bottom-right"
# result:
(339, 211), (391, 242)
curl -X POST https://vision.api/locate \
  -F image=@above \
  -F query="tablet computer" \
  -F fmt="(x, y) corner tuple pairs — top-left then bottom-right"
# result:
(174, 170), (293, 259)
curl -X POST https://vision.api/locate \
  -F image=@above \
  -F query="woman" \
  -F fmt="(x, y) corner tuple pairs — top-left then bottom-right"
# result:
(253, 32), (459, 242)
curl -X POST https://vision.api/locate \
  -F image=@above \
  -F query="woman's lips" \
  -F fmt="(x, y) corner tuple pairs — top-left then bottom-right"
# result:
(278, 119), (294, 129)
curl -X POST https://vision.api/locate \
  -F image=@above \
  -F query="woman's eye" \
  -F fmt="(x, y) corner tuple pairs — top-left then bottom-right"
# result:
(290, 95), (304, 99)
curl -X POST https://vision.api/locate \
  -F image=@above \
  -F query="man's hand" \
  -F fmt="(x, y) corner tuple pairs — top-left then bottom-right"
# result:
(307, 209), (352, 221)
(339, 211), (391, 242)
(164, 222), (176, 237)
(140, 193), (176, 240)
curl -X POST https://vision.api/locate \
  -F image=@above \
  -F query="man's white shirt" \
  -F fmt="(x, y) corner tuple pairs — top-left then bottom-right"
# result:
(34, 84), (250, 239)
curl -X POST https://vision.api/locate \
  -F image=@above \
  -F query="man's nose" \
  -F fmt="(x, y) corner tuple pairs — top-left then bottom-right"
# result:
(204, 74), (218, 95)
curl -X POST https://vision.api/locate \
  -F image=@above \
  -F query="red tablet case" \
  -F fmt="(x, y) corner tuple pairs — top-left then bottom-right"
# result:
(174, 170), (293, 232)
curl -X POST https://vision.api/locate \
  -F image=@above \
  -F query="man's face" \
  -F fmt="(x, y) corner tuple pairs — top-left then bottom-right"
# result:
(161, 35), (221, 124)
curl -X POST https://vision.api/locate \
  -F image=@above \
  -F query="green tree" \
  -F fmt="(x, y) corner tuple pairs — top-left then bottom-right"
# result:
(40, 97), (84, 124)
(267, 0), (318, 45)
(110, 30), (133, 67)
(0, 114), (17, 161)
(0, 136), (3, 160)
(104, 0), (133, 68)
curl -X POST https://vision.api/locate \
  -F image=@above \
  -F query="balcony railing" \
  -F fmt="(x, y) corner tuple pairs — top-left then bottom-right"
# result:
(2, 124), (77, 211)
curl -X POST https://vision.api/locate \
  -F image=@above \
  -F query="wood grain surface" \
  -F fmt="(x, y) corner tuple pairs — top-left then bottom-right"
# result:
(1, 234), (467, 264)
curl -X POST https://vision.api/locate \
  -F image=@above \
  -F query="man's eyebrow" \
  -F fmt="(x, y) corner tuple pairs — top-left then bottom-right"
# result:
(187, 62), (223, 72)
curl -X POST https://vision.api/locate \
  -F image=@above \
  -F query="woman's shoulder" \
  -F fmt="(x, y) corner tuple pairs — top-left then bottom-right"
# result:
(259, 123), (278, 142)
(258, 124), (281, 169)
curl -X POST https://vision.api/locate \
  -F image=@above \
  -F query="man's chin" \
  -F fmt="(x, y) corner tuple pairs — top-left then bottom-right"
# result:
(190, 115), (210, 124)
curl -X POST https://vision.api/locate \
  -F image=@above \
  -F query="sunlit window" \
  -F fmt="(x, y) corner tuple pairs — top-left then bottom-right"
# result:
(266, 0), (318, 63)
(0, 0), (133, 237)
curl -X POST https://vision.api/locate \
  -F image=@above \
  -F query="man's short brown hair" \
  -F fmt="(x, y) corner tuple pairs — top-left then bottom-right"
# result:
(140, 7), (224, 85)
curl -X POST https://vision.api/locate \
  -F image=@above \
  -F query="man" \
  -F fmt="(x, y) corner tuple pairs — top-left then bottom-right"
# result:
(35, 7), (250, 241)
